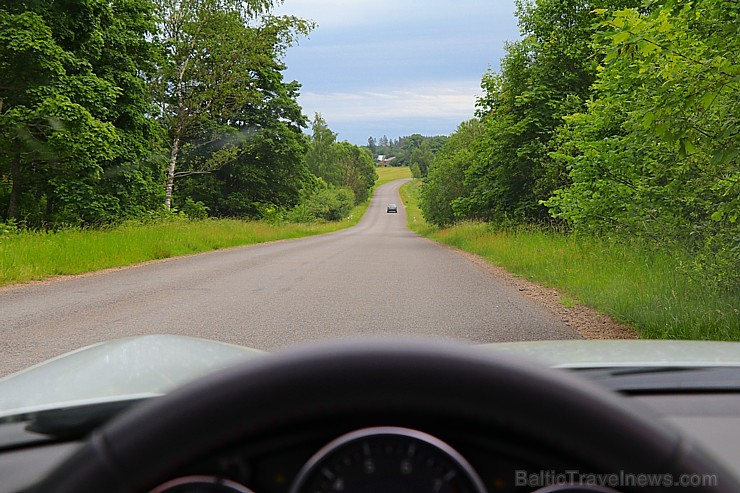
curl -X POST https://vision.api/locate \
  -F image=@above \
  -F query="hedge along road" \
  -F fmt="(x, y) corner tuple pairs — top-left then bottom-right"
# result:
(0, 179), (578, 376)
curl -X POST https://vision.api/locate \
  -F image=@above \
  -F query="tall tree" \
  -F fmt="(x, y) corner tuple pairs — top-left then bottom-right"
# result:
(451, 0), (640, 223)
(546, 0), (739, 288)
(176, 68), (312, 217)
(305, 114), (340, 184)
(367, 136), (377, 156)
(409, 141), (434, 178)
(1, 0), (160, 226)
(420, 119), (483, 227)
(151, 0), (312, 209)
(303, 115), (376, 205)
(0, 9), (67, 221)
(335, 142), (377, 204)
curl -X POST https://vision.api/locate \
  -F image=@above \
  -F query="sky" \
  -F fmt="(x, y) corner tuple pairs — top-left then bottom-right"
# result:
(273, 0), (521, 145)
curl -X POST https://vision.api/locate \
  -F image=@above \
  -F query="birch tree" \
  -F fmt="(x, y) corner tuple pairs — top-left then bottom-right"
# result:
(151, 0), (311, 209)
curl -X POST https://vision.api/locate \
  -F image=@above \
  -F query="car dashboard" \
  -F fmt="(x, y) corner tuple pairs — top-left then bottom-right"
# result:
(1, 366), (739, 493)
(0, 413), (647, 493)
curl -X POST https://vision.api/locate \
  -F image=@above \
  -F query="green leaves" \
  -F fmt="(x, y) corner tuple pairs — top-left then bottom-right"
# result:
(612, 30), (631, 43)
(304, 115), (376, 207)
(152, 0), (314, 210)
(420, 0), (737, 290)
(419, 119), (483, 227)
(446, 0), (617, 224)
(548, 0), (739, 290)
(1, 0), (318, 226)
(1, 1), (163, 226)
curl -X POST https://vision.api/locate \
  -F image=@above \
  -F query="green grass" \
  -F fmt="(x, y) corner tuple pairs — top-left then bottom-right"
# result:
(399, 179), (434, 235)
(375, 166), (412, 187)
(400, 180), (739, 341)
(0, 214), (369, 287)
(0, 167), (411, 287)
(559, 295), (581, 308)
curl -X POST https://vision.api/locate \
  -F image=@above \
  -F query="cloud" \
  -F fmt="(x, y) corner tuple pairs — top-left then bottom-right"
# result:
(273, 0), (519, 142)
(300, 81), (481, 122)
(276, 0), (519, 32)
(275, 0), (400, 28)
(277, 0), (519, 103)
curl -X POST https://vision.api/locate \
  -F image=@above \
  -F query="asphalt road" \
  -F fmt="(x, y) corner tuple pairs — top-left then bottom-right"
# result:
(0, 179), (578, 376)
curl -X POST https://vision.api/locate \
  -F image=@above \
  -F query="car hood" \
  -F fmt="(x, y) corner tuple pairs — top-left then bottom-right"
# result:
(1, 336), (739, 418)
(0, 335), (264, 419)
(480, 339), (740, 368)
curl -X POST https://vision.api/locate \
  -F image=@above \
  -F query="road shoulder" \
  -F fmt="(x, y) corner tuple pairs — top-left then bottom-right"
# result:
(443, 245), (638, 340)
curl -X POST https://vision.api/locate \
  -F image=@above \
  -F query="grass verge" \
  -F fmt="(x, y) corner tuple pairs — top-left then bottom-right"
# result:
(400, 180), (739, 341)
(1, 218), (359, 287)
(0, 168), (411, 287)
(375, 166), (412, 187)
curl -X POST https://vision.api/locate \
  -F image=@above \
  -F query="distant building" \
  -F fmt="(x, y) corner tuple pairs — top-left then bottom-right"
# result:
(376, 155), (396, 167)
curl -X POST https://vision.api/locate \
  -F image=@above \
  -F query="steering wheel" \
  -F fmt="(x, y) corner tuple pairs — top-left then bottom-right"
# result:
(37, 339), (737, 492)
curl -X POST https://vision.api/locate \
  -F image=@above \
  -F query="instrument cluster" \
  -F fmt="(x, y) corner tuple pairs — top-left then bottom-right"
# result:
(149, 426), (618, 493)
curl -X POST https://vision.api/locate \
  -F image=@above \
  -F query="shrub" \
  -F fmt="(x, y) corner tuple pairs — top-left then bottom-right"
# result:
(180, 198), (210, 220)
(289, 185), (354, 222)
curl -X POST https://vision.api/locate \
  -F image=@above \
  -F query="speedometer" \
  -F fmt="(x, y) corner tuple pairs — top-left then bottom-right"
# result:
(149, 475), (256, 493)
(289, 426), (487, 493)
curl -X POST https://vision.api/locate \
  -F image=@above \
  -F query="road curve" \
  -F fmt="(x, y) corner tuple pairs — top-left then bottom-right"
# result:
(0, 179), (578, 376)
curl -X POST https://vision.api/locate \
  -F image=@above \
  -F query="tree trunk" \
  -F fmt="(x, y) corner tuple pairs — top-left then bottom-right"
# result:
(43, 181), (55, 226)
(7, 156), (20, 220)
(165, 57), (188, 211)
(164, 133), (180, 210)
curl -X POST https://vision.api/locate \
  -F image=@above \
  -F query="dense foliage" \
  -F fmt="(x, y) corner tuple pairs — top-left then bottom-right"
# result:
(150, 0), (313, 212)
(419, 119), (483, 227)
(1, 0), (369, 227)
(366, 134), (447, 173)
(546, 0), (738, 288)
(1, 0), (163, 226)
(451, 0), (641, 223)
(419, 0), (738, 291)
(303, 114), (377, 217)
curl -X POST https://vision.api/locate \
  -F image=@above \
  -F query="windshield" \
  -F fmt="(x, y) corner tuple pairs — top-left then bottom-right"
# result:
(0, 0), (737, 419)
